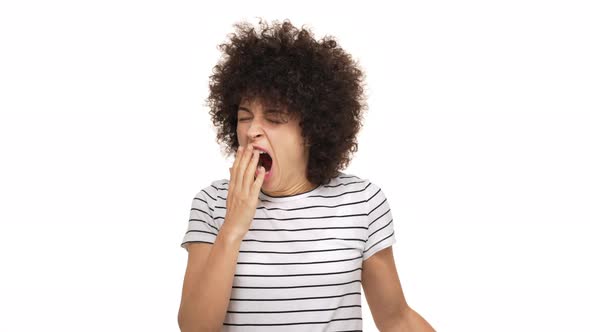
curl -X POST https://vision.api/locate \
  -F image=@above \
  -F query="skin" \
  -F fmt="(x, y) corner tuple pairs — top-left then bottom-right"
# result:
(362, 247), (435, 331)
(236, 96), (318, 197)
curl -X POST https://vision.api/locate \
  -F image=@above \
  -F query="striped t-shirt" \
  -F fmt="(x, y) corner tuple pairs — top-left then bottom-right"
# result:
(180, 172), (396, 331)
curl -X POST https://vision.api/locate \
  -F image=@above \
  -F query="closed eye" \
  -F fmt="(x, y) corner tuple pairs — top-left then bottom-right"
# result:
(238, 118), (282, 124)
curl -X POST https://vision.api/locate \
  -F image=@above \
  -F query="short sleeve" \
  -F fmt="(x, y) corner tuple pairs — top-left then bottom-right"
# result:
(363, 181), (396, 261)
(180, 184), (220, 252)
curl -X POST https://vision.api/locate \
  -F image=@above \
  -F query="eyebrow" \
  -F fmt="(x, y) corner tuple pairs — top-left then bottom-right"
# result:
(238, 106), (284, 114)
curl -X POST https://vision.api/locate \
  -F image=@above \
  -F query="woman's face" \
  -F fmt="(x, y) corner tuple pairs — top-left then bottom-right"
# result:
(236, 97), (310, 191)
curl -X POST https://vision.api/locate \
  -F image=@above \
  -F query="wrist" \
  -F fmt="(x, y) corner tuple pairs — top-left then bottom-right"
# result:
(219, 223), (247, 242)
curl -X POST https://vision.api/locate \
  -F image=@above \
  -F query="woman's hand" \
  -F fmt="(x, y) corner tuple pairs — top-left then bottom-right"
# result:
(224, 143), (266, 238)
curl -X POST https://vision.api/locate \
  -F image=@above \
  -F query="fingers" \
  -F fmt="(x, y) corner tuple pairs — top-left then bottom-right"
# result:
(230, 146), (243, 179)
(245, 148), (260, 184)
(233, 145), (247, 190)
(236, 144), (251, 190)
(228, 146), (243, 196)
(251, 165), (265, 196)
(228, 166), (234, 192)
(229, 143), (264, 204)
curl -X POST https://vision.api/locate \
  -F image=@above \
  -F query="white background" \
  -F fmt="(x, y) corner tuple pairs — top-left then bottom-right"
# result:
(1, 1), (589, 331)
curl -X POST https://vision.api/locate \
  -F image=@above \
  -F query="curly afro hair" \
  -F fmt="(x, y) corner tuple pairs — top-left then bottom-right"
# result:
(207, 18), (368, 185)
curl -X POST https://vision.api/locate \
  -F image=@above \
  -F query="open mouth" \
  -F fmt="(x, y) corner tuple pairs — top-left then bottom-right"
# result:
(258, 152), (273, 173)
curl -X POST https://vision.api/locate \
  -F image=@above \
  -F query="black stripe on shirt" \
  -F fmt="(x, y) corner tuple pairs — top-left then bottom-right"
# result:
(234, 267), (363, 278)
(229, 291), (361, 302)
(226, 303), (361, 314)
(223, 316), (362, 327)
(235, 254), (363, 266)
(232, 278), (361, 289)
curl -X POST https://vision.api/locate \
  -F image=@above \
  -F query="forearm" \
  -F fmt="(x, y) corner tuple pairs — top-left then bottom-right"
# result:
(383, 306), (435, 332)
(178, 224), (245, 332)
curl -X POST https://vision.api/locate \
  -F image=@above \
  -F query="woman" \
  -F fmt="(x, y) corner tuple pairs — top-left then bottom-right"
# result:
(178, 19), (435, 332)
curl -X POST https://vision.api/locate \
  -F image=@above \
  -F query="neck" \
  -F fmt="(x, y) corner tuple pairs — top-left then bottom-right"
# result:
(263, 177), (318, 197)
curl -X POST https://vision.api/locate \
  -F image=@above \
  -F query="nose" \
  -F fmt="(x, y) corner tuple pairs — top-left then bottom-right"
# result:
(246, 117), (264, 140)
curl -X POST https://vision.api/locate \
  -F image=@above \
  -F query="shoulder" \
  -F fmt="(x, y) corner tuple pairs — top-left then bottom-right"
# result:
(337, 172), (391, 207)
(327, 172), (381, 206)
(335, 171), (378, 192)
(210, 178), (229, 192)
(194, 178), (228, 204)
(331, 171), (365, 185)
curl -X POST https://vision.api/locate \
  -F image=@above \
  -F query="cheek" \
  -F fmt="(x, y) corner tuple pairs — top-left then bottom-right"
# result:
(235, 128), (246, 143)
(283, 137), (305, 160)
